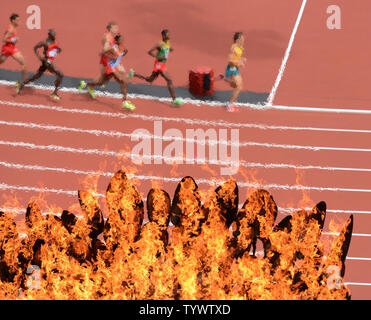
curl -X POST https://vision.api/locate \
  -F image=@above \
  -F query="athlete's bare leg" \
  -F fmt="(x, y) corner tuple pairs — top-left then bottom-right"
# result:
(228, 75), (243, 105)
(87, 75), (106, 88)
(17, 62), (47, 93)
(0, 55), (7, 64)
(46, 63), (64, 95)
(87, 64), (107, 89)
(133, 71), (159, 83)
(112, 71), (128, 101)
(160, 71), (176, 101)
(224, 77), (237, 89)
(11, 52), (27, 82)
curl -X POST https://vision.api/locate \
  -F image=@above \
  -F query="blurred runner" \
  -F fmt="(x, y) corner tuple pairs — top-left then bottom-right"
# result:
(16, 29), (63, 100)
(78, 22), (135, 110)
(0, 13), (27, 82)
(215, 32), (246, 112)
(127, 29), (183, 106)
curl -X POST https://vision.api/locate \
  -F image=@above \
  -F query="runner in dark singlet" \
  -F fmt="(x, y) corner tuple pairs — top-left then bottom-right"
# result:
(16, 29), (63, 100)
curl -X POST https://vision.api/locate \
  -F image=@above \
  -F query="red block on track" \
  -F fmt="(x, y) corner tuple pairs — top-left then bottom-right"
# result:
(189, 66), (214, 96)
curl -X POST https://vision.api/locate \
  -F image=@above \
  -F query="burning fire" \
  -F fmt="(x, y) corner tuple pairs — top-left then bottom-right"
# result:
(0, 170), (353, 299)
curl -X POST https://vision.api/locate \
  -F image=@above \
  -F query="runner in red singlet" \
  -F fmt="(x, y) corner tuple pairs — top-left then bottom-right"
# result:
(16, 29), (63, 100)
(0, 13), (27, 82)
(78, 22), (135, 110)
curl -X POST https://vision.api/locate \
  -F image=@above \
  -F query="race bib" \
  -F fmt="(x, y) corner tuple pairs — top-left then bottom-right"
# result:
(48, 49), (58, 57)
(11, 36), (17, 43)
(164, 49), (169, 59)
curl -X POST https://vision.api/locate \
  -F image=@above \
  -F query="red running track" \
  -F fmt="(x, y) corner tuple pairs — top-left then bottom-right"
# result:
(0, 0), (370, 299)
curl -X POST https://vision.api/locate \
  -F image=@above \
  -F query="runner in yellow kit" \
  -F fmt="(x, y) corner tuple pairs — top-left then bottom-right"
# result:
(216, 32), (246, 112)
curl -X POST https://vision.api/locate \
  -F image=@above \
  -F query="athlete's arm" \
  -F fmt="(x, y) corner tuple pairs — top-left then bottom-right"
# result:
(34, 41), (47, 62)
(122, 48), (128, 56)
(3, 30), (12, 44)
(148, 44), (161, 58)
(102, 34), (115, 56)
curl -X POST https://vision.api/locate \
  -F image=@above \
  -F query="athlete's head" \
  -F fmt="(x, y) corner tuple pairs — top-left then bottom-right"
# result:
(161, 29), (170, 41)
(48, 29), (56, 41)
(233, 32), (244, 45)
(10, 14), (20, 27)
(107, 21), (119, 36)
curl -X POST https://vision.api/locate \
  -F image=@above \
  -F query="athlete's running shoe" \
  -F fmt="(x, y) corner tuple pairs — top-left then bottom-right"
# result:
(87, 87), (96, 99)
(122, 100), (136, 111)
(15, 81), (22, 94)
(226, 104), (238, 112)
(50, 93), (61, 101)
(78, 80), (86, 93)
(172, 98), (184, 106)
(127, 69), (135, 79)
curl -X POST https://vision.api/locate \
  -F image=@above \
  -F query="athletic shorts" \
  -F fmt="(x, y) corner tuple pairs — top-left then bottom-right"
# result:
(1, 43), (18, 57)
(106, 55), (124, 75)
(225, 64), (240, 78)
(153, 60), (167, 73)
(100, 56), (109, 67)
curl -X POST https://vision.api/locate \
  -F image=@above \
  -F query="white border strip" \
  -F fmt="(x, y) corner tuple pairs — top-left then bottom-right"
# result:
(2, 84), (371, 115)
(267, 0), (308, 105)
(0, 80), (265, 108)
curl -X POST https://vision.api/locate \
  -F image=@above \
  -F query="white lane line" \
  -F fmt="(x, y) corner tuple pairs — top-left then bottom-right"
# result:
(2, 98), (371, 135)
(2, 202), (371, 240)
(0, 183), (105, 198)
(267, 0), (308, 105)
(0, 168), (370, 214)
(2, 161), (371, 194)
(2, 156), (371, 194)
(279, 207), (371, 215)
(344, 282), (371, 286)
(322, 232), (371, 238)
(3, 119), (371, 153)
(2, 159), (371, 176)
(271, 104), (371, 115)
(346, 257), (371, 261)
(3, 104), (371, 136)
(2, 127), (371, 157)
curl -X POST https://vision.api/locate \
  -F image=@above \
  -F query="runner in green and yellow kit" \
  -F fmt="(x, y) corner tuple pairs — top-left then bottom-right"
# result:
(127, 29), (183, 106)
